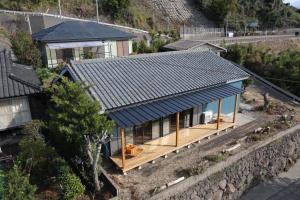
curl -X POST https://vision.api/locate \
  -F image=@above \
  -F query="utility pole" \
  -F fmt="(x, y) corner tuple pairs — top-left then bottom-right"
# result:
(58, 0), (62, 16)
(25, 15), (32, 35)
(96, 0), (99, 23)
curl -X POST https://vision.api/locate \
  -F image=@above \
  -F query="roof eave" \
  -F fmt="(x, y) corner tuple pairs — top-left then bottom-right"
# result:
(33, 36), (136, 43)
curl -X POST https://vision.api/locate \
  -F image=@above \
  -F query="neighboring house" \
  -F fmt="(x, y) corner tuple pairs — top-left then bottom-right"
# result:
(163, 40), (227, 55)
(62, 50), (249, 173)
(32, 21), (136, 68)
(0, 50), (41, 131)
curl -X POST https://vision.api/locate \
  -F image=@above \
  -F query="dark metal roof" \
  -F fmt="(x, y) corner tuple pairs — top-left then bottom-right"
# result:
(0, 50), (41, 99)
(67, 50), (249, 111)
(32, 21), (136, 43)
(164, 40), (227, 51)
(109, 84), (243, 127)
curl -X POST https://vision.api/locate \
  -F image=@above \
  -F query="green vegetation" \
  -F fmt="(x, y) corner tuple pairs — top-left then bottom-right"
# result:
(197, 0), (300, 28)
(15, 120), (85, 200)
(0, 169), (4, 200)
(223, 44), (300, 96)
(46, 77), (114, 193)
(4, 165), (37, 200)
(101, 0), (130, 19)
(11, 31), (42, 68)
(133, 30), (179, 54)
(60, 173), (85, 200)
(188, 163), (208, 176)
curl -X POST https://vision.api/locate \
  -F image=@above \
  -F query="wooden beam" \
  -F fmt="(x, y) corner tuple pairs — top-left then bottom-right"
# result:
(176, 112), (180, 147)
(217, 99), (222, 130)
(121, 128), (126, 169)
(233, 94), (239, 123)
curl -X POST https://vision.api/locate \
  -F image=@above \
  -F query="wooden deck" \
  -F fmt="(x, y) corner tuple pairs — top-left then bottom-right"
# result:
(110, 121), (235, 172)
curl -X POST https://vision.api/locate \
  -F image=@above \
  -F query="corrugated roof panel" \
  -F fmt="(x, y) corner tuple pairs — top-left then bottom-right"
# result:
(109, 84), (243, 127)
(69, 51), (249, 110)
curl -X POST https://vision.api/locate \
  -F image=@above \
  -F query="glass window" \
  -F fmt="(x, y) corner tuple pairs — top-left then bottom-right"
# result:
(169, 114), (177, 133)
(163, 117), (170, 136)
(83, 46), (105, 59)
(152, 120), (160, 139)
(125, 127), (134, 144)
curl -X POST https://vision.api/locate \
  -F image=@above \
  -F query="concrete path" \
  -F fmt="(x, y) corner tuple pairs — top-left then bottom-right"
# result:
(241, 160), (300, 200)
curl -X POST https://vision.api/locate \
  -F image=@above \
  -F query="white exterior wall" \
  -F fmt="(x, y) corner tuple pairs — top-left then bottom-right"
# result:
(0, 97), (32, 130)
(105, 41), (118, 58)
(128, 39), (133, 55)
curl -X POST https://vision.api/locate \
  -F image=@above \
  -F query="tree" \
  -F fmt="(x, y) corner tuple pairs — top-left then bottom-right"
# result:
(47, 77), (114, 192)
(11, 31), (42, 68)
(101, 0), (130, 19)
(4, 165), (37, 200)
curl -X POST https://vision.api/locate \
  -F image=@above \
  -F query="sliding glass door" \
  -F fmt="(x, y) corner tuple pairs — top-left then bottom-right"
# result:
(133, 122), (152, 145)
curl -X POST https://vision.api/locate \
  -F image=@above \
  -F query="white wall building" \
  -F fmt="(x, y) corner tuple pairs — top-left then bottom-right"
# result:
(32, 21), (135, 68)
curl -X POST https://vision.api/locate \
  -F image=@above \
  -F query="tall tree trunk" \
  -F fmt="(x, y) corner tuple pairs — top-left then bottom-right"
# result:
(93, 143), (102, 191)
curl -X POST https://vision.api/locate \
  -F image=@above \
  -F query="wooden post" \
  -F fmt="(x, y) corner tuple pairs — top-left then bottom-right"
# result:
(233, 94), (239, 123)
(176, 112), (180, 147)
(217, 99), (222, 130)
(120, 128), (126, 169)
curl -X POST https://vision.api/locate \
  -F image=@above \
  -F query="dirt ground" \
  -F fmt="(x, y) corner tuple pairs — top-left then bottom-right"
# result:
(103, 82), (300, 200)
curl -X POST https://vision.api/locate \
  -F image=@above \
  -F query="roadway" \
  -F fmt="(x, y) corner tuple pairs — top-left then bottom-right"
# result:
(241, 159), (300, 200)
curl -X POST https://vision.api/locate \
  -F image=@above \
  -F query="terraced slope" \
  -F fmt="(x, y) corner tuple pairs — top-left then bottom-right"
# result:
(149, 0), (214, 27)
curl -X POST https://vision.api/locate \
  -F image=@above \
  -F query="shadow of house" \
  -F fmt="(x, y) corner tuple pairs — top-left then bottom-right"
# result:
(0, 50), (41, 133)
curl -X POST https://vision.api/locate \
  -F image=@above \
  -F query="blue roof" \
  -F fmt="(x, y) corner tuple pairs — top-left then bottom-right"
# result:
(109, 84), (243, 127)
(67, 50), (249, 111)
(32, 21), (135, 43)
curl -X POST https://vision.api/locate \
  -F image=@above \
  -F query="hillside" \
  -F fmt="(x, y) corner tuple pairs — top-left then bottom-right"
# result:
(197, 0), (300, 28)
(1, 0), (300, 30)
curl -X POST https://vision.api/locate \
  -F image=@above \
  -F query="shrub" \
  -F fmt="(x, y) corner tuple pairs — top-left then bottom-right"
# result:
(204, 153), (229, 162)
(60, 173), (85, 200)
(0, 170), (4, 200)
(101, 0), (130, 19)
(188, 164), (208, 176)
(18, 124), (59, 184)
(11, 31), (42, 68)
(4, 165), (37, 200)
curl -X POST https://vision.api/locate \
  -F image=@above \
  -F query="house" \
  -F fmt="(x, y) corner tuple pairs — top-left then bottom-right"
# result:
(163, 40), (227, 55)
(0, 50), (41, 131)
(63, 50), (249, 173)
(32, 21), (136, 68)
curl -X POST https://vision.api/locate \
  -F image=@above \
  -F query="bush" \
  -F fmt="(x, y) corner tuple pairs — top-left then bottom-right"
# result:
(60, 173), (85, 200)
(4, 165), (37, 200)
(11, 31), (42, 68)
(101, 0), (130, 19)
(204, 153), (229, 162)
(18, 124), (59, 184)
(0, 170), (4, 200)
(18, 120), (85, 198)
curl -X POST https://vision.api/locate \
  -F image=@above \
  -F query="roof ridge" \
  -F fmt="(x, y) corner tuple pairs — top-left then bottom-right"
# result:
(71, 51), (246, 78)
(71, 49), (205, 64)
(8, 73), (41, 90)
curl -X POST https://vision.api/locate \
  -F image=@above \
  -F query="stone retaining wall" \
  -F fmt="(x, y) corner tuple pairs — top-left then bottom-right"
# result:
(151, 125), (300, 200)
